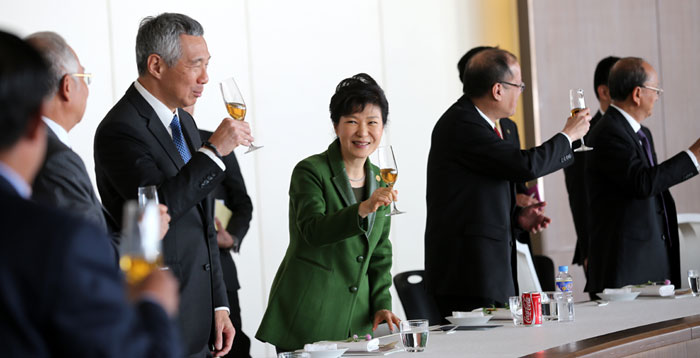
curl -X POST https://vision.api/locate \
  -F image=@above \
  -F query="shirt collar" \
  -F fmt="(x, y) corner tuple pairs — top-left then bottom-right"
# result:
(133, 80), (180, 137)
(610, 103), (641, 133)
(0, 162), (31, 198)
(42, 116), (71, 148)
(473, 104), (497, 129)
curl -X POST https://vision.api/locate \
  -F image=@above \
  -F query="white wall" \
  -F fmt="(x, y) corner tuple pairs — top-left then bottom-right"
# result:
(1, 1), (516, 357)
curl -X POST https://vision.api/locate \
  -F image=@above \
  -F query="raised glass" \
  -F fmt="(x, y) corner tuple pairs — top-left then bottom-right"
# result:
(569, 88), (593, 152)
(220, 77), (262, 153)
(374, 145), (405, 216)
(118, 200), (162, 284)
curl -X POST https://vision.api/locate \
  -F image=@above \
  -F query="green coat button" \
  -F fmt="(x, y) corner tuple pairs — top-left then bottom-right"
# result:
(356, 255), (364, 263)
(349, 286), (358, 293)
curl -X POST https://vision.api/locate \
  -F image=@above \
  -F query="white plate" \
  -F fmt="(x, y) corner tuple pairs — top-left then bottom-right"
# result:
(295, 348), (348, 358)
(446, 315), (493, 325)
(596, 291), (640, 301)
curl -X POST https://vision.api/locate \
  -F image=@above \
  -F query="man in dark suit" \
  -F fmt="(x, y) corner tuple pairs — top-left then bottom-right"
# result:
(585, 57), (700, 294)
(200, 128), (253, 358)
(94, 13), (253, 358)
(566, 56), (619, 277)
(425, 48), (591, 316)
(0, 29), (180, 358)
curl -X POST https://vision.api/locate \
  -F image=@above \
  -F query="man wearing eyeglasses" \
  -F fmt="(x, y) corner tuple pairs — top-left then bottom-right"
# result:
(585, 57), (700, 296)
(425, 48), (591, 316)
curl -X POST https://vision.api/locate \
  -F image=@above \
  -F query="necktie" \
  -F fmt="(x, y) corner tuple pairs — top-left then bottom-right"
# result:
(170, 114), (192, 163)
(637, 129), (670, 242)
(494, 123), (503, 139)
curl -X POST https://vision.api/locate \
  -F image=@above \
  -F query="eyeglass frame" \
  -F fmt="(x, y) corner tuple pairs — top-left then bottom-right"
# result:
(499, 80), (526, 92)
(69, 72), (93, 86)
(640, 84), (663, 95)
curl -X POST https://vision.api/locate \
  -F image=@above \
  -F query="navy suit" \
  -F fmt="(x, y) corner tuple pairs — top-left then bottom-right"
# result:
(585, 107), (698, 293)
(0, 175), (180, 357)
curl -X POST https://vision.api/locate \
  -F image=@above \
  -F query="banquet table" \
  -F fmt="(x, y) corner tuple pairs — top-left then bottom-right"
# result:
(378, 296), (700, 357)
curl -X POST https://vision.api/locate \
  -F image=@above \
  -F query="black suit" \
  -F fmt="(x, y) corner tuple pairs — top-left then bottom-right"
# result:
(585, 107), (697, 293)
(199, 129), (253, 358)
(425, 95), (573, 314)
(0, 175), (180, 357)
(94, 84), (228, 357)
(565, 110), (603, 266)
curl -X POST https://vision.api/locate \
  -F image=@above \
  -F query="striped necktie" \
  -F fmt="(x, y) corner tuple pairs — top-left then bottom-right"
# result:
(170, 114), (192, 163)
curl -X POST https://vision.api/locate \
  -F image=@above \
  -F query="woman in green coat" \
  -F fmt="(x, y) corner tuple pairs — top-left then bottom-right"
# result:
(256, 73), (401, 352)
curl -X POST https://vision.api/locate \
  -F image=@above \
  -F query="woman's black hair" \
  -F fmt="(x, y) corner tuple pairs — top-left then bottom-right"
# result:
(329, 73), (388, 125)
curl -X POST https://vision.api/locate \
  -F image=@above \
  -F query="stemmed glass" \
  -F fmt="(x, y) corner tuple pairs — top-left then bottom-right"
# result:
(569, 88), (593, 152)
(220, 77), (262, 153)
(375, 145), (405, 216)
(137, 185), (159, 207)
(118, 200), (162, 284)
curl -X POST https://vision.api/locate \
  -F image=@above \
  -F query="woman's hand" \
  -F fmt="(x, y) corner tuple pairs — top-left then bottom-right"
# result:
(373, 309), (401, 333)
(358, 187), (398, 218)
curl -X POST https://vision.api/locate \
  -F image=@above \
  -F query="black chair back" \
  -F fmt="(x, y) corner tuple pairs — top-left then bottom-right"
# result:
(533, 255), (555, 292)
(393, 270), (442, 325)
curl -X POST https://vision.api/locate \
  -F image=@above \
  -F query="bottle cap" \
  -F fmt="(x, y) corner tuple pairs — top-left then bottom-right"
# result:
(558, 265), (569, 273)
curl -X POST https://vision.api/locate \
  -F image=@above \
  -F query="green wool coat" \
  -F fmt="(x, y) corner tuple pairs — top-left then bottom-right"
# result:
(256, 139), (393, 350)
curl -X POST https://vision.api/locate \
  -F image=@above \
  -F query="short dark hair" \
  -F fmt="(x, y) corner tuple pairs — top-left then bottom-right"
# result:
(329, 73), (388, 126)
(462, 48), (517, 98)
(593, 56), (620, 100)
(608, 57), (647, 101)
(0, 31), (51, 151)
(457, 46), (494, 84)
(136, 13), (204, 76)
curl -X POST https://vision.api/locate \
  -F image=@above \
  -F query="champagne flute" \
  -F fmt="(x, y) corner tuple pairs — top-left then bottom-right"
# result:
(118, 200), (162, 284)
(220, 77), (262, 153)
(375, 145), (405, 216)
(137, 185), (159, 207)
(569, 88), (593, 152)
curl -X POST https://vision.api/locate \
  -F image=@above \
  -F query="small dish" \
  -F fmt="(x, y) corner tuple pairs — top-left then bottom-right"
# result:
(295, 348), (348, 358)
(596, 291), (640, 302)
(446, 315), (493, 325)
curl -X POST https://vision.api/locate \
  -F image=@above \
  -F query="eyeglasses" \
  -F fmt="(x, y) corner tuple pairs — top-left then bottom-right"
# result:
(70, 72), (93, 86)
(641, 84), (663, 95)
(500, 81), (526, 92)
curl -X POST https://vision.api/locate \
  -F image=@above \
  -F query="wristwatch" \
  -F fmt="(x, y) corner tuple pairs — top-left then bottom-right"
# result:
(202, 140), (223, 159)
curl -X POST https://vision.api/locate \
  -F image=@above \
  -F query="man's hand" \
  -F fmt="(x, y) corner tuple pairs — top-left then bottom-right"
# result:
(211, 310), (235, 357)
(358, 187), (397, 218)
(208, 118), (253, 156)
(561, 108), (592, 142)
(372, 309), (401, 333)
(134, 270), (179, 317)
(215, 217), (235, 250)
(158, 204), (170, 240)
(515, 193), (538, 208)
(517, 202), (551, 234)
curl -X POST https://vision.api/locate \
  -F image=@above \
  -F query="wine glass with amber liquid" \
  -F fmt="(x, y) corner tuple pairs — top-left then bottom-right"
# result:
(570, 88), (593, 152)
(119, 200), (163, 284)
(375, 145), (405, 216)
(220, 77), (262, 153)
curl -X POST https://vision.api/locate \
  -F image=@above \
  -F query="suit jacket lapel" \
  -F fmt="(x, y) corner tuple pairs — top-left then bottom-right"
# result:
(609, 107), (650, 167)
(126, 85), (186, 170)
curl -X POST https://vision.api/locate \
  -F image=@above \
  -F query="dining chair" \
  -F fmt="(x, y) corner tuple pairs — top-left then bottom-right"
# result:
(392, 270), (443, 325)
(515, 241), (542, 293)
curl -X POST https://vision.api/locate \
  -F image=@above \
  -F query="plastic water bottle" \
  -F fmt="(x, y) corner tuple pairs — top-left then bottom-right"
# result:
(555, 265), (575, 322)
(555, 265), (573, 292)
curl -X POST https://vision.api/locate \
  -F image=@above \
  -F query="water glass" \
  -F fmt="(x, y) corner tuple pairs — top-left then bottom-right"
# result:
(508, 296), (522, 326)
(556, 291), (575, 322)
(400, 319), (429, 352)
(278, 353), (310, 358)
(541, 292), (561, 322)
(689, 269), (699, 296)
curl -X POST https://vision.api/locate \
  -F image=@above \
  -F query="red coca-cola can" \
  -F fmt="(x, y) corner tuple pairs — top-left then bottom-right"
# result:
(522, 292), (542, 326)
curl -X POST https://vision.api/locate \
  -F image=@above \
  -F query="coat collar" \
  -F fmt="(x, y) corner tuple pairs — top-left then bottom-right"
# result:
(606, 106), (652, 166)
(327, 138), (379, 237)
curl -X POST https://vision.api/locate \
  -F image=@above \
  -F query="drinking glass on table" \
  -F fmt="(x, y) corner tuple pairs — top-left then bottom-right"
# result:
(119, 200), (162, 284)
(509, 296), (523, 326)
(569, 88), (593, 152)
(541, 292), (561, 322)
(689, 269), (700, 296)
(374, 145), (405, 216)
(400, 319), (429, 352)
(137, 185), (159, 207)
(220, 77), (262, 153)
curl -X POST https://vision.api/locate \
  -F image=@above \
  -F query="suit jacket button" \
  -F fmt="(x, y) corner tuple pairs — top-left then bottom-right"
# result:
(349, 286), (358, 293)
(356, 255), (364, 263)
(203, 264), (211, 271)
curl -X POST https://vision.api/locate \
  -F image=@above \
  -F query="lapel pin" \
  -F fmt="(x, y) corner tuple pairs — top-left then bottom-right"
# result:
(375, 175), (381, 182)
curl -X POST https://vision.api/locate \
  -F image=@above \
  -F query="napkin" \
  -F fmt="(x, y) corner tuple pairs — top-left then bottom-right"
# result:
(626, 284), (675, 297)
(303, 342), (337, 351)
(319, 338), (380, 352)
(603, 287), (632, 294)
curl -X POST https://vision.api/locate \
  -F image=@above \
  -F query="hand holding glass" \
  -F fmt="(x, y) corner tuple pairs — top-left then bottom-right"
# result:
(220, 77), (262, 153)
(374, 145), (405, 216)
(569, 88), (593, 152)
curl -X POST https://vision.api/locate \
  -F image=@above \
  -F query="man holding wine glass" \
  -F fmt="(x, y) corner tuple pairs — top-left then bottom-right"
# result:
(425, 48), (592, 317)
(94, 13), (254, 358)
(584, 57), (700, 296)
